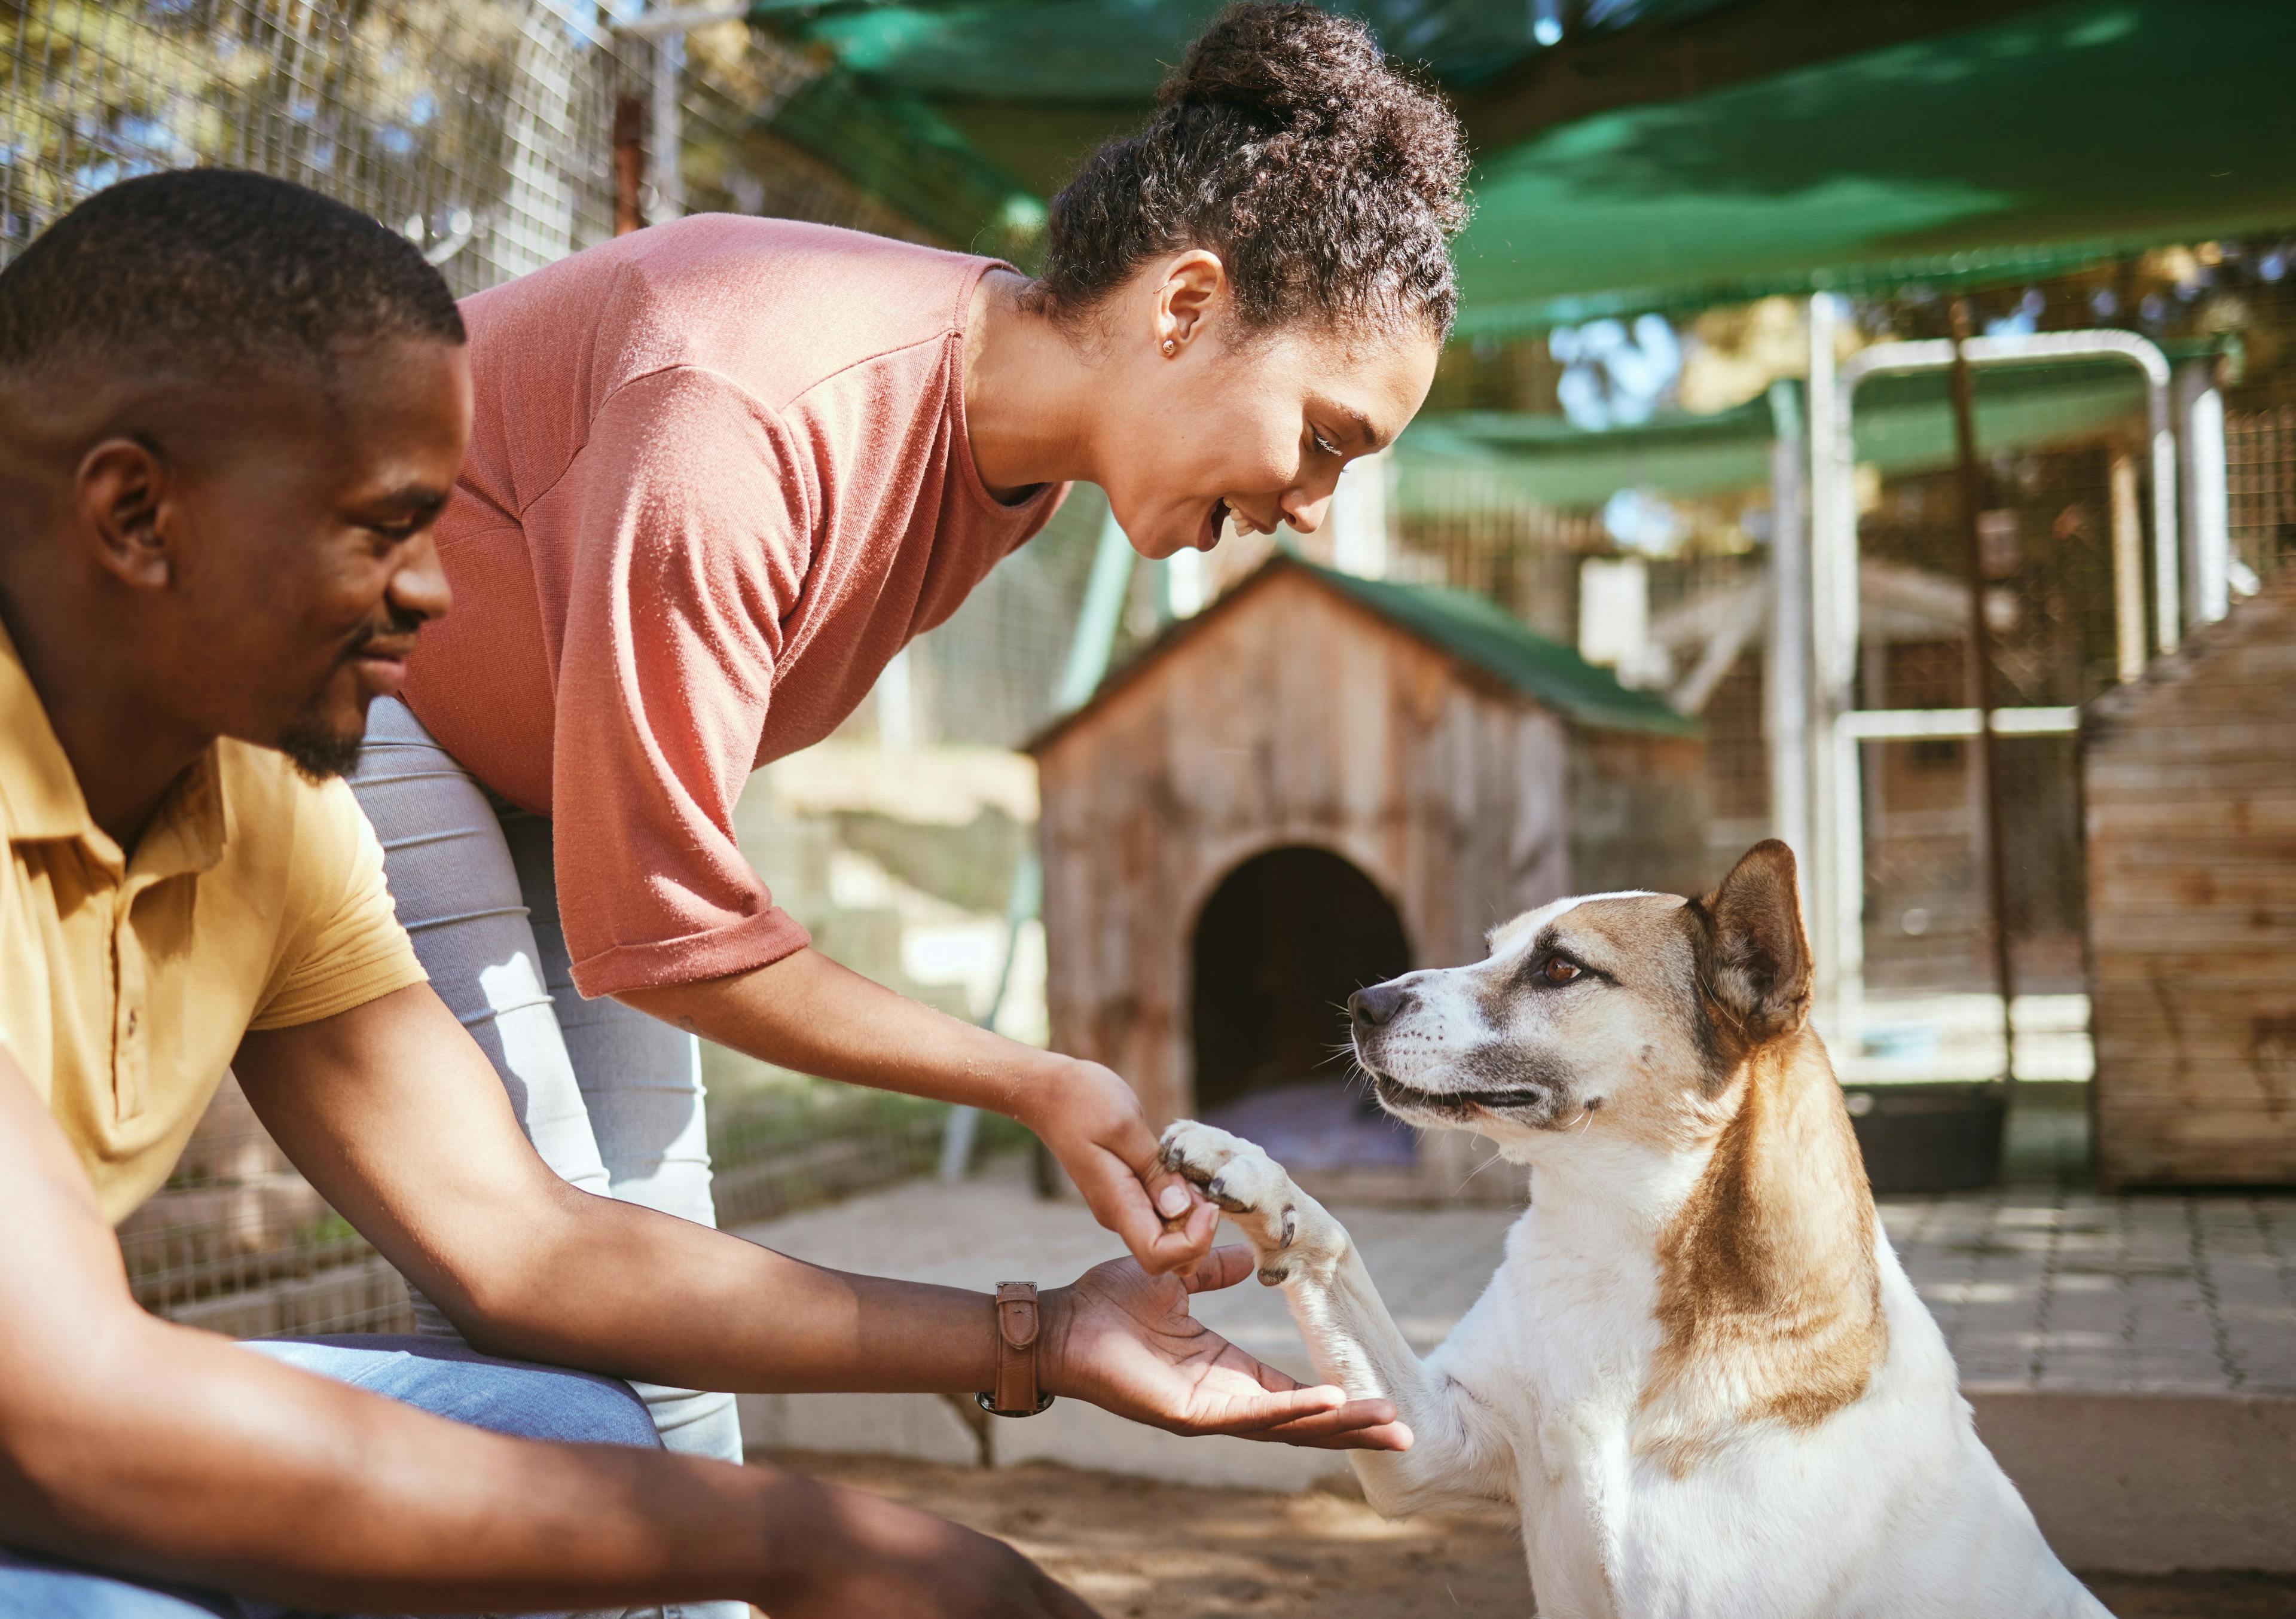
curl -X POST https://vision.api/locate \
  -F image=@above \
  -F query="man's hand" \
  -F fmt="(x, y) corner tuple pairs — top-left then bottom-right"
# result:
(1042, 1248), (1413, 1450)
(1021, 1059), (1219, 1276)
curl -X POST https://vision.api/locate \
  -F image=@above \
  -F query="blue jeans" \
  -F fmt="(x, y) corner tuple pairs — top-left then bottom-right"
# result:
(0, 1336), (661, 1619)
(344, 704), (744, 1465)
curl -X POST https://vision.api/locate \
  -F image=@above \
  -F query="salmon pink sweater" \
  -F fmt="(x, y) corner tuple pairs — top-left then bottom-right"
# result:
(402, 216), (1066, 997)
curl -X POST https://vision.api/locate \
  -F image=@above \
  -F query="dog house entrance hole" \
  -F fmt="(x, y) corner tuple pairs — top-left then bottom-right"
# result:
(1190, 847), (1412, 1171)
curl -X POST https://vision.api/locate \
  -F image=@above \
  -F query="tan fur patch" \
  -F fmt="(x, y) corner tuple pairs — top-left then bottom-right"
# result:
(1637, 1027), (1888, 1473)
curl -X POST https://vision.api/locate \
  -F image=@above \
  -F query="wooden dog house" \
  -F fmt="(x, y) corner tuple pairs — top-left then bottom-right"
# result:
(2085, 568), (2296, 1188)
(1028, 556), (1706, 1201)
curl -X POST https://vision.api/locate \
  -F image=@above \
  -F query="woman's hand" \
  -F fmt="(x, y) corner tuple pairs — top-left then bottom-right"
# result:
(1021, 1059), (1220, 1275)
(1040, 1247), (1413, 1450)
(624, 956), (1215, 1273)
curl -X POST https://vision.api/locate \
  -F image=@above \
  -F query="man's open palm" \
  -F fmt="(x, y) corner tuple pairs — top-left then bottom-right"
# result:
(1048, 1247), (1412, 1450)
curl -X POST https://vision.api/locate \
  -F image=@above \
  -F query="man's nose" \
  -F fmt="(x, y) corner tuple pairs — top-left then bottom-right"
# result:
(1349, 981), (1415, 1027)
(389, 531), (453, 626)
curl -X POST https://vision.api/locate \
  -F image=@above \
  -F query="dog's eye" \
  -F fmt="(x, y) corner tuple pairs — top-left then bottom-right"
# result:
(1542, 956), (1581, 985)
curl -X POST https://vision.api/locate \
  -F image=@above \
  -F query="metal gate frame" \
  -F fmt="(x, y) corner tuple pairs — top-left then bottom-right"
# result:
(1805, 313), (2229, 1040)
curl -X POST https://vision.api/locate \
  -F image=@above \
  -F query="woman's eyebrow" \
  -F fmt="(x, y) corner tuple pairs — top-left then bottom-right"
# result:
(1311, 396), (1386, 451)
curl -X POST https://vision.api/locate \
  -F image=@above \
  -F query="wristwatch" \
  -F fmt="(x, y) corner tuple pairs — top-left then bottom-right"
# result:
(976, 1281), (1055, 1417)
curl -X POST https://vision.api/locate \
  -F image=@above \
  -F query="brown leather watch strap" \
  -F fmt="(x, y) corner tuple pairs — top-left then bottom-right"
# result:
(979, 1281), (1052, 1417)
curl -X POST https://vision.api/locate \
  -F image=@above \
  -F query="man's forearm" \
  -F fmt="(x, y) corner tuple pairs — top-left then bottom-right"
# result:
(5, 1311), (805, 1614)
(619, 946), (1070, 1120)
(433, 1181), (1024, 1399)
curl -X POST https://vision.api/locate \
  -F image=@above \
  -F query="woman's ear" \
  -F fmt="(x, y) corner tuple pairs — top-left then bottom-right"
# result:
(1153, 249), (1228, 356)
(1693, 839), (1813, 1040)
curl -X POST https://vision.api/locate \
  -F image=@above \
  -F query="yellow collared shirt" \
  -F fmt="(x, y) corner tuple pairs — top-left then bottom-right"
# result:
(0, 625), (426, 1224)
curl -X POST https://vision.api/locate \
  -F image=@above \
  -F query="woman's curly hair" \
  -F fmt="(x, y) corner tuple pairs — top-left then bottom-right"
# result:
(1028, 1), (1471, 341)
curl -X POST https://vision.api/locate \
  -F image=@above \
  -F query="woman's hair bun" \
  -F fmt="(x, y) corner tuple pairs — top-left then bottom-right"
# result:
(1031, 1), (1471, 340)
(1159, 1), (1376, 138)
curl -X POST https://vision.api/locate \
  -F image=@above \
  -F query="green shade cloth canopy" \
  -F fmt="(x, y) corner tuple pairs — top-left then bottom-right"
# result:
(1454, 0), (2296, 333)
(748, 0), (2296, 332)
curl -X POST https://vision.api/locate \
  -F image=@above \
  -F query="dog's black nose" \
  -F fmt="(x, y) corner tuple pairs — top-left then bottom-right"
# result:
(1349, 982), (1413, 1027)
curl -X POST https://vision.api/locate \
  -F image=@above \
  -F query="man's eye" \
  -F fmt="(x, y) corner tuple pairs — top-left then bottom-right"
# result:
(1312, 430), (1341, 457)
(1542, 956), (1581, 986)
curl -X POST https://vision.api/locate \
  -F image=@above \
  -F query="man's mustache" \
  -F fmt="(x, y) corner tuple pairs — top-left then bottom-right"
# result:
(341, 606), (427, 662)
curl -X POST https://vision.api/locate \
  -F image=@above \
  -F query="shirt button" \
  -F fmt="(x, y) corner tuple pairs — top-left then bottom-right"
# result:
(125, 1010), (138, 1036)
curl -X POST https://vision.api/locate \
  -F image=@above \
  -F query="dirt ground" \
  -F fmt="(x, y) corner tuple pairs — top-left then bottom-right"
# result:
(771, 1450), (2296, 1619)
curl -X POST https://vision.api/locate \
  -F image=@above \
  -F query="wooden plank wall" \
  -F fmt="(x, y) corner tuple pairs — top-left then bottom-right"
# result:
(2086, 570), (2296, 1187)
(1035, 570), (1573, 1131)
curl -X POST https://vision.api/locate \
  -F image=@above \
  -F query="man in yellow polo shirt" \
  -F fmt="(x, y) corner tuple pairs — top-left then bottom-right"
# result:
(0, 172), (1405, 1619)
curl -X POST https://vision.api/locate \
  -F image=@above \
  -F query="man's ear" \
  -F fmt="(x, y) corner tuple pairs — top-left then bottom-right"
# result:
(75, 438), (173, 591)
(1693, 839), (1813, 1040)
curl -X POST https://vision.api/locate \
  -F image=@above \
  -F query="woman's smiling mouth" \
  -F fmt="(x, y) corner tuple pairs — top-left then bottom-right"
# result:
(1198, 496), (1231, 551)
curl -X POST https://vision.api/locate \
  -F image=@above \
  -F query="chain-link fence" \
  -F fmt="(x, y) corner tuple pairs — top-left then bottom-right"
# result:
(4, 0), (1095, 1337)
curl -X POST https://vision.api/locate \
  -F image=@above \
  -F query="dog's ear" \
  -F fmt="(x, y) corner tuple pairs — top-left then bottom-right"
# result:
(1692, 840), (1813, 1041)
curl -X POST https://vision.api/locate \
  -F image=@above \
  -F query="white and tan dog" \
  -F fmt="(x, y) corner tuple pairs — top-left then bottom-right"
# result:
(1161, 841), (2110, 1619)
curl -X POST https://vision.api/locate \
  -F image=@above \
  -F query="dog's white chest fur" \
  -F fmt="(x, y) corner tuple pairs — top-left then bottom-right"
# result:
(1480, 1193), (2065, 1618)
(1160, 1123), (2111, 1619)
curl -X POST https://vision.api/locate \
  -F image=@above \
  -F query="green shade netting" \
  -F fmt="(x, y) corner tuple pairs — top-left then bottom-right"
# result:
(1454, 0), (2296, 333)
(1396, 343), (2202, 513)
(752, 0), (2296, 331)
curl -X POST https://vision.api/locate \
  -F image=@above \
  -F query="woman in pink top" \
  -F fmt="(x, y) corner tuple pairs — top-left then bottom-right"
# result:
(352, 0), (1468, 1540)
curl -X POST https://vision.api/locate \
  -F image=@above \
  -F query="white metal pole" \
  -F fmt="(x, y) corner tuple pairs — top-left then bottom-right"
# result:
(2151, 386), (2182, 654)
(2177, 362), (2230, 626)
(2110, 451), (2146, 683)
(1807, 293), (1863, 1030)
(1764, 377), (1812, 878)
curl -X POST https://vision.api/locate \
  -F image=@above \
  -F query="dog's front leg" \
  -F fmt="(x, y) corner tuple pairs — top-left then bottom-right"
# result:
(1160, 1122), (1513, 1519)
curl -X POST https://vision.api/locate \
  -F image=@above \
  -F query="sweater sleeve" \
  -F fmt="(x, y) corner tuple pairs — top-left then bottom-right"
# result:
(534, 366), (815, 997)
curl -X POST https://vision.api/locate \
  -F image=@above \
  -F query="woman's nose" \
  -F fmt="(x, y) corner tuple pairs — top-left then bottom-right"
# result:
(1283, 488), (1333, 534)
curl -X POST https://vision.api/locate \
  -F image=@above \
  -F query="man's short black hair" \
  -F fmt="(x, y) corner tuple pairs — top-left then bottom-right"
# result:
(0, 168), (465, 386)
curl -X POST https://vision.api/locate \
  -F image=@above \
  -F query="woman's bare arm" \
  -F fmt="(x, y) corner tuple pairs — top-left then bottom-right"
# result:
(620, 946), (1220, 1273)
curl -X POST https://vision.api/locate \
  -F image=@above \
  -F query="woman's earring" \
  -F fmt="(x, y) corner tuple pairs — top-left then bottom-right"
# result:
(1162, 338), (1178, 356)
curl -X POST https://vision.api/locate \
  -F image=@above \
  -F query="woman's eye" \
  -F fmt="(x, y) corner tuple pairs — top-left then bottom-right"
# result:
(1312, 430), (1341, 457)
(1543, 957), (1581, 985)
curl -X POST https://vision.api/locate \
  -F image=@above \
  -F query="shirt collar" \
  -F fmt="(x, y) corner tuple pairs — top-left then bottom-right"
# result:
(0, 616), (231, 880)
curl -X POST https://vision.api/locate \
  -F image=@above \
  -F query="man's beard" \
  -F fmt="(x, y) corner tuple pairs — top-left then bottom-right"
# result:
(277, 705), (365, 783)
(276, 608), (420, 781)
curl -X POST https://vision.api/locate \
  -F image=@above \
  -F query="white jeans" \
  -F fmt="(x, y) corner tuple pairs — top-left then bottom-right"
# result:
(350, 699), (744, 1619)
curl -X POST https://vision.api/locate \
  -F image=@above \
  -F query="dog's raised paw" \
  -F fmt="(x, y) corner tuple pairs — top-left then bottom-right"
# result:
(1159, 1120), (1303, 1273)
